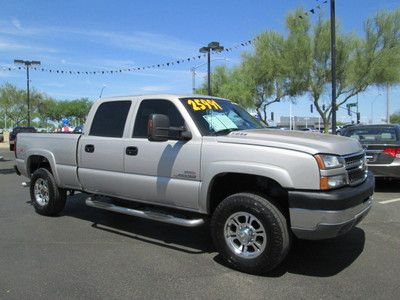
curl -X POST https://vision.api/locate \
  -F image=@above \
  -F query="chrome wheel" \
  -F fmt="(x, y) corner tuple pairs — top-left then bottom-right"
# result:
(34, 178), (49, 206)
(224, 212), (267, 259)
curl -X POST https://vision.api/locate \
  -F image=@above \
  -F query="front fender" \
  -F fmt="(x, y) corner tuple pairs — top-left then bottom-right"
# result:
(199, 161), (294, 213)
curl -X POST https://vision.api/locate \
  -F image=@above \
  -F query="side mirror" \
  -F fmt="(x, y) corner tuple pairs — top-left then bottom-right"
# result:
(148, 114), (170, 142)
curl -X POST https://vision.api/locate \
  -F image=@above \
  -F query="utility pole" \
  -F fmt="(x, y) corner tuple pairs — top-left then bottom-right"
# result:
(191, 67), (196, 93)
(386, 84), (391, 124)
(330, 0), (337, 134)
(14, 60), (41, 126)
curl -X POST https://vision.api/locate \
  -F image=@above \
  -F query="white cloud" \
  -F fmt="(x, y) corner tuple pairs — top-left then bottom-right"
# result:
(0, 72), (14, 78)
(0, 22), (198, 58)
(0, 37), (58, 53)
(11, 18), (21, 30)
(140, 85), (171, 92)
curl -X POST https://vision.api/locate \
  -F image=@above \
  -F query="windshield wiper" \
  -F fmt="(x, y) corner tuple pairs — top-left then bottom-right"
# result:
(212, 128), (240, 136)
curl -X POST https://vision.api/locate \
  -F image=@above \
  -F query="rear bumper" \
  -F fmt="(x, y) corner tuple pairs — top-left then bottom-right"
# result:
(368, 161), (400, 178)
(288, 172), (374, 240)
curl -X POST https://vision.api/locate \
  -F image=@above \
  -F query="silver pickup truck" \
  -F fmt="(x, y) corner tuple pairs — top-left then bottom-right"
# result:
(14, 94), (374, 274)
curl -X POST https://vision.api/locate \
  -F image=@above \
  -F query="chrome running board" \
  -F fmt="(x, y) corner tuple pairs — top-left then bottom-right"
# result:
(85, 197), (205, 227)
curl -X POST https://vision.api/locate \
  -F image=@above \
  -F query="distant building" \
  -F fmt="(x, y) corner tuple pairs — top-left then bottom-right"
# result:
(278, 116), (322, 130)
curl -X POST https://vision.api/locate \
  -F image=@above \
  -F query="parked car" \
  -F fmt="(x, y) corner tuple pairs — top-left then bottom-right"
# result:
(72, 125), (84, 134)
(9, 126), (37, 151)
(14, 94), (373, 274)
(341, 124), (400, 178)
(0, 129), (4, 143)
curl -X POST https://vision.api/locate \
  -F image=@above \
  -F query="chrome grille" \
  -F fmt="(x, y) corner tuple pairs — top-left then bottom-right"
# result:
(344, 153), (364, 169)
(344, 152), (367, 186)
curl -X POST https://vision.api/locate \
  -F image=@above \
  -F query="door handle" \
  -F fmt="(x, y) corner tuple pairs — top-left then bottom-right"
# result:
(85, 144), (95, 153)
(126, 146), (138, 156)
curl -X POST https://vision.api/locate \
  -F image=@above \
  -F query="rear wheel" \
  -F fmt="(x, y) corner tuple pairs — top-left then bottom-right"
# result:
(211, 192), (290, 274)
(30, 168), (66, 216)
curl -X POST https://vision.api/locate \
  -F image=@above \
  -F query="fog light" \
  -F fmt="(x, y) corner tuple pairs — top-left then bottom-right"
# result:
(320, 174), (347, 190)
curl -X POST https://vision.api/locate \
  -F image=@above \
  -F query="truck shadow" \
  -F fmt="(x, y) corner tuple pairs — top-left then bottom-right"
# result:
(374, 178), (400, 193)
(61, 193), (365, 277)
(266, 228), (365, 277)
(213, 228), (365, 277)
(61, 193), (213, 255)
(0, 167), (16, 175)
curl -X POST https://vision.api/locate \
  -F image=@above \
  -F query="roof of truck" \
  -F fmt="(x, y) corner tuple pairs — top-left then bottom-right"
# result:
(97, 94), (227, 102)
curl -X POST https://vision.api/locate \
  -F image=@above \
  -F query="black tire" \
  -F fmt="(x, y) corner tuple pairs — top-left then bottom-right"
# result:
(30, 168), (67, 216)
(211, 192), (290, 275)
(10, 144), (14, 151)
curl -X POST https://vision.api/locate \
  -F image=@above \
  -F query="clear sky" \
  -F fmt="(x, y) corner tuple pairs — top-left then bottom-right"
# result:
(0, 0), (399, 125)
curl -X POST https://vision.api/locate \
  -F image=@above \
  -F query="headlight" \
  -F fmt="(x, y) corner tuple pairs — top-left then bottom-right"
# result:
(315, 154), (347, 190)
(314, 154), (345, 169)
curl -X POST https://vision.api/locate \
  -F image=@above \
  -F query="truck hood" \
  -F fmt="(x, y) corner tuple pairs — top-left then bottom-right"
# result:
(216, 129), (363, 155)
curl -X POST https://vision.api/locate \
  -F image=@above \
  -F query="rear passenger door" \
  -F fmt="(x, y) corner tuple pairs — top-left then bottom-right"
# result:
(121, 99), (201, 210)
(78, 100), (132, 196)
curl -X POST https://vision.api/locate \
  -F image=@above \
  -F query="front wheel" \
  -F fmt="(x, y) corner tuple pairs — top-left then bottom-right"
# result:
(30, 168), (67, 216)
(211, 193), (290, 274)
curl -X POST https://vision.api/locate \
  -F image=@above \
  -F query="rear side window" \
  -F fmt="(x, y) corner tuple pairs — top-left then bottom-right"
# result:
(133, 99), (184, 139)
(89, 101), (131, 137)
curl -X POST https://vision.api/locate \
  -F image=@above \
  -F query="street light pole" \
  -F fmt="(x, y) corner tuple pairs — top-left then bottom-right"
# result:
(14, 59), (41, 126)
(26, 65), (30, 126)
(207, 49), (211, 95)
(370, 94), (381, 124)
(199, 42), (224, 96)
(99, 85), (106, 98)
(330, 0), (337, 134)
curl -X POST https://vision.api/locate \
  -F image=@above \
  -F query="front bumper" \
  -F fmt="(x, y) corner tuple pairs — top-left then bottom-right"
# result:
(288, 172), (374, 240)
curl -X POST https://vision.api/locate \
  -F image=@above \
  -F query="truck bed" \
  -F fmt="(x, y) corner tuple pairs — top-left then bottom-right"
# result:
(16, 133), (81, 189)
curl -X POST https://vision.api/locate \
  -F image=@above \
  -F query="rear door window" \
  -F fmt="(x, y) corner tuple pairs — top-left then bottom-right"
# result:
(89, 101), (131, 137)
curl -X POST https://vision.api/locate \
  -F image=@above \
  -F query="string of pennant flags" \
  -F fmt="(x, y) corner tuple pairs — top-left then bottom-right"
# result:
(0, 1), (327, 76)
(0, 39), (256, 75)
(298, 0), (328, 19)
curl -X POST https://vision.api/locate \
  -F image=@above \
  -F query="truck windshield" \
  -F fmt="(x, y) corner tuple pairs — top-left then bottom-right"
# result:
(180, 97), (263, 136)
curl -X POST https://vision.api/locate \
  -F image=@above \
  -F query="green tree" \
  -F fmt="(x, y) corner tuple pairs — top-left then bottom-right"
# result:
(390, 111), (400, 124)
(196, 8), (400, 129)
(295, 9), (400, 131)
(0, 83), (43, 127)
(196, 29), (308, 124)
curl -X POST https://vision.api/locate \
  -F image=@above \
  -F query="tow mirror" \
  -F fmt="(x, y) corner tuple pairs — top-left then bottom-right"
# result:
(147, 114), (192, 142)
(148, 114), (170, 142)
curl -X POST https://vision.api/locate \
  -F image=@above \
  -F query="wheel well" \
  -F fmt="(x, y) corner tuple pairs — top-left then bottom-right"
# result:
(28, 155), (52, 175)
(208, 173), (289, 216)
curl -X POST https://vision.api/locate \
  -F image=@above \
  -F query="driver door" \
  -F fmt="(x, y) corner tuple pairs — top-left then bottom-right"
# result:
(120, 99), (201, 210)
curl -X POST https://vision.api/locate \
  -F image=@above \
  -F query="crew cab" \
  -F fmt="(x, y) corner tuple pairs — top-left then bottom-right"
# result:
(14, 94), (374, 274)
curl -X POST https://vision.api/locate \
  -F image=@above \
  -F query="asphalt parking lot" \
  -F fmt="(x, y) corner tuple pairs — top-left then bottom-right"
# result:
(1, 143), (399, 299)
